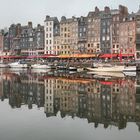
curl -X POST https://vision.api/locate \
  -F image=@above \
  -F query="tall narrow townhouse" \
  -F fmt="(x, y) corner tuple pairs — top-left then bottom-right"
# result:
(44, 16), (59, 54)
(119, 14), (136, 58)
(111, 5), (128, 54)
(87, 7), (101, 54)
(100, 7), (112, 54)
(44, 78), (56, 116)
(135, 7), (140, 59)
(9, 23), (22, 54)
(0, 31), (4, 53)
(70, 17), (79, 54)
(77, 16), (87, 54)
(34, 24), (44, 55)
(60, 16), (72, 55)
(20, 22), (34, 56)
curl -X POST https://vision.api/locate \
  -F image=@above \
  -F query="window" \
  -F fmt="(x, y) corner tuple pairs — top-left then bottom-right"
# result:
(103, 28), (105, 33)
(107, 36), (110, 40)
(102, 36), (105, 41)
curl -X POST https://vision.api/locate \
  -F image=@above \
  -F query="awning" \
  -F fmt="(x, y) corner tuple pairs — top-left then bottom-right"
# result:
(121, 54), (134, 57)
(58, 54), (96, 58)
(99, 54), (118, 58)
(100, 81), (114, 85)
(0, 55), (27, 59)
(100, 53), (134, 58)
(26, 54), (57, 59)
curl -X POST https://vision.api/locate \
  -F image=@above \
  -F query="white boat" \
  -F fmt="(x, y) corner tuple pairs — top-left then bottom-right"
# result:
(0, 60), (9, 68)
(87, 71), (125, 78)
(57, 63), (67, 69)
(123, 65), (136, 71)
(8, 60), (28, 68)
(68, 66), (77, 71)
(31, 63), (53, 69)
(0, 63), (9, 68)
(77, 67), (84, 72)
(31, 68), (51, 73)
(86, 65), (124, 72)
(123, 71), (136, 77)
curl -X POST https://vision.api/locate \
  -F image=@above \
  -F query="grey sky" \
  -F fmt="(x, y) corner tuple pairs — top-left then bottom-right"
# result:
(0, 0), (139, 28)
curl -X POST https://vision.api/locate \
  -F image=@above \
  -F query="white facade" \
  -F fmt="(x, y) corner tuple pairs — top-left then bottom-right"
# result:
(44, 79), (54, 114)
(44, 21), (54, 54)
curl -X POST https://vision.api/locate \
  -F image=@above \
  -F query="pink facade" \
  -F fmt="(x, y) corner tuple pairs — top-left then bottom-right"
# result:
(119, 18), (136, 58)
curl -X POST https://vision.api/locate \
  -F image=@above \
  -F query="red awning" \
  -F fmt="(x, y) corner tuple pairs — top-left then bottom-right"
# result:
(100, 54), (117, 58)
(100, 54), (134, 58)
(121, 54), (134, 57)
(100, 81), (115, 85)
(0, 55), (27, 59)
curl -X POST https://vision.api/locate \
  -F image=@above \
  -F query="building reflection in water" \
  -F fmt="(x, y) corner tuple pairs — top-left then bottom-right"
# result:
(0, 70), (140, 131)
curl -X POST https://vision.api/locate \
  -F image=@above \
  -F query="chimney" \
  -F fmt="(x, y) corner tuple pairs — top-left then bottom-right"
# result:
(28, 22), (32, 28)
(95, 6), (99, 13)
(104, 6), (110, 13)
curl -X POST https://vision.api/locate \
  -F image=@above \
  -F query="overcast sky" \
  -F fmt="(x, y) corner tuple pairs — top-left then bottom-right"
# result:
(0, 0), (139, 28)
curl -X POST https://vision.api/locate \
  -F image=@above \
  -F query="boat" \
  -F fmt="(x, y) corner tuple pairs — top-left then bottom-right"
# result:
(123, 71), (136, 77)
(31, 63), (55, 69)
(68, 66), (77, 71)
(8, 60), (28, 68)
(86, 65), (125, 72)
(87, 71), (125, 78)
(0, 63), (9, 68)
(31, 63), (51, 69)
(31, 68), (51, 73)
(123, 65), (136, 72)
(77, 67), (84, 72)
(0, 60), (9, 68)
(57, 63), (67, 70)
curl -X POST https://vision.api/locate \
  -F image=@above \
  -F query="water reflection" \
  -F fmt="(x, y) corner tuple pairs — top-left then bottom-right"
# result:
(0, 69), (140, 131)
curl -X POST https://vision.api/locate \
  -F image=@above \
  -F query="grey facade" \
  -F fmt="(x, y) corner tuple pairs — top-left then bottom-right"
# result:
(3, 32), (10, 51)
(78, 16), (87, 53)
(20, 22), (34, 51)
(34, 24), (44, 55)
(9, 24), (21, 52)
(100, 7), (112, 54)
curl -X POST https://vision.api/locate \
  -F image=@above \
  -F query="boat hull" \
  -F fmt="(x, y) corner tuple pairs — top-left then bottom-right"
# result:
(0, 64), (9, 68)
(123, 66), (136, 72)
(31, 64), (52, 69)
(9, 63), (28, 68)
(87, 66), (124, 72)
(87, 71), (125, 78)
